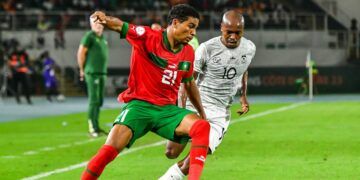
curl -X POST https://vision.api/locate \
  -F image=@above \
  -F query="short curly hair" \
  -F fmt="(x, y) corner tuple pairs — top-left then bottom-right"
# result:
(167, 4), (200, 25)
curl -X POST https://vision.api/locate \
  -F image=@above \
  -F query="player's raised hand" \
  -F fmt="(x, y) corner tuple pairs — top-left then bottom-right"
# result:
(90, 11), (107, 24)
(237, 96), (250, 116)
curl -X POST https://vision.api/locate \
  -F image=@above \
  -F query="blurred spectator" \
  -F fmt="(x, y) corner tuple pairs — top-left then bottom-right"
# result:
(54, 13), (70, 49)
(8, 45), (33, 104)
(1, 0), (16, 13)
(41, 51), (63, 102)
(151, 23), (162, 31)
(349, 18), (359, 59)
(36, 13), (50, 49)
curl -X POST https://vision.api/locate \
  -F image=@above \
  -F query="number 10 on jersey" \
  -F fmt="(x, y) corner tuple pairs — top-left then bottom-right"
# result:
(162, 69), (178, 86)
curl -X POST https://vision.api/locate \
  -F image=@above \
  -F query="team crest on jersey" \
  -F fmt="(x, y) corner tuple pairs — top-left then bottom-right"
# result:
(211, 57), (221, 63)
(241, 55), (247, 64)
(135, 26), (145, 36)
(178, 61), (191, 71)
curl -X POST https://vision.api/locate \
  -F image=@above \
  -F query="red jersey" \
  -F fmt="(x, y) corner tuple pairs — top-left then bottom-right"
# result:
(117, 22), (194, 106)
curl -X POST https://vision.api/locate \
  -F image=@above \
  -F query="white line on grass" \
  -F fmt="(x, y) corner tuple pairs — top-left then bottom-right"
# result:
(230, 101), (308, 124)
(22, 141), (167, 180)
(1, 138), (101, 159)
(22, 101), (307, 180)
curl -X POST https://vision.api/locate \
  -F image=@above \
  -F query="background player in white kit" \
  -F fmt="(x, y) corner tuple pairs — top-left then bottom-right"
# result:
(159, 10), (256, 180)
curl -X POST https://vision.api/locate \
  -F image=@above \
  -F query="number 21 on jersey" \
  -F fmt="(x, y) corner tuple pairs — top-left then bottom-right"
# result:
(162, 69), (178, 86)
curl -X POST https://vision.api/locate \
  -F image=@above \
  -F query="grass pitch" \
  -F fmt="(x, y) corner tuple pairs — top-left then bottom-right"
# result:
(1, 101), (360, 179)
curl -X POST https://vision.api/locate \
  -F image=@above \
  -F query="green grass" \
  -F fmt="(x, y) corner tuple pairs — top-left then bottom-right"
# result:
(1, 102), (360, 179)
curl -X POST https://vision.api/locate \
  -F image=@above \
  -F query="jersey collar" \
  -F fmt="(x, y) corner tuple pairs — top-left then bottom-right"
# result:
(162, 31), (183, 54)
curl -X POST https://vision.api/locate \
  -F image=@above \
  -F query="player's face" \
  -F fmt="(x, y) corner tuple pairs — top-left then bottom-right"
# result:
(173, 17), (199, 44)
(91, 22), (104, 34)
(221, 22), (244, 48)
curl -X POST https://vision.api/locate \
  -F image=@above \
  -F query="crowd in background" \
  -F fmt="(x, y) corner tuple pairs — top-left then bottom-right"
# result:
(0, 0), (296, 29)
(0, 0), (359, 101)
(0, 38), (62, 103)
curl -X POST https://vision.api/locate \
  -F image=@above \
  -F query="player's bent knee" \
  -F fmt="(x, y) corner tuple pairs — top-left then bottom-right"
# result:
(165, 149), (179, 159)
(190, 120), (210, 138)
(105, 124), (133, 152)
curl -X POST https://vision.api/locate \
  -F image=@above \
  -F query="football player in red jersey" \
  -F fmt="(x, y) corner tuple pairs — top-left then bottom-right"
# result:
(81, 4), (210, 180)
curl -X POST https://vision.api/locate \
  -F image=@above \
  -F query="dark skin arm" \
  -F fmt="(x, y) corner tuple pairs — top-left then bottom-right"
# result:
(179, 71), (199, 108)
(182, 78), (206, 120)
(237, 71), (250, 115)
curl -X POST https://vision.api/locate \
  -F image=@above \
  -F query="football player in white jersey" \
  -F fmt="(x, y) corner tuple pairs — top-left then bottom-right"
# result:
(159, 10), (256, 180)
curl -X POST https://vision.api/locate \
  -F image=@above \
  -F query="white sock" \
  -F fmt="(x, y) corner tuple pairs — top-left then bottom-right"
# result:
(159, 163), (185, 180)
(172, 163), (185, 177)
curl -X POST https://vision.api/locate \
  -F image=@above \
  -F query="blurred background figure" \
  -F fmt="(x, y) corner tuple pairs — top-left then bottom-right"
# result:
(8, 44), (32, 104)
(41, 51), (64, 102)
(36, 13), (50, 49)
(151, 23), (162, 31)
(54, 13), (69, 49)
(77, 16), (109, 137)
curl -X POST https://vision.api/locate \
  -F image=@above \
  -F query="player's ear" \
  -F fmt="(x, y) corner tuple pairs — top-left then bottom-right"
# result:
(220, 23), (225, 33)
(172, 19), (180, 29)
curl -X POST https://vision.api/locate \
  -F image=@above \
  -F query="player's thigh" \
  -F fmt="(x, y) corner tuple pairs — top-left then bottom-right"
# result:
(152, 105), (195, 145)
(85, 74), (100, 104)
(113, 100), (153, 148)
(174, 113), (202, 136)
(105, 124), (133, 152)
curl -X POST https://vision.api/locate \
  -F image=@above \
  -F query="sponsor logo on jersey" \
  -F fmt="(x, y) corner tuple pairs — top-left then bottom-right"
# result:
(241, 55), (247, 64)
(135, 26), (145, 36)
(211, 56), (221, 63)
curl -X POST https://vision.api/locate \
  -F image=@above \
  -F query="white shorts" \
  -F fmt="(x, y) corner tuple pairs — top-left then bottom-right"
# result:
(187, 103), (230, 154)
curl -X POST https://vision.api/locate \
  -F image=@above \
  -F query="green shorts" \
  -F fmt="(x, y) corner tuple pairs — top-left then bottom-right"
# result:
(114, 100), (195, 148)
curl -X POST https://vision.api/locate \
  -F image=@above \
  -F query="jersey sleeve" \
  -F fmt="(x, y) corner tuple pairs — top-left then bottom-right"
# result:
(120, 22), (150, 47)
(80, 32), (92, 48)
(181, 47), (195, 83)
(193, 43), (207, 74)
(247, 40), (256, 61)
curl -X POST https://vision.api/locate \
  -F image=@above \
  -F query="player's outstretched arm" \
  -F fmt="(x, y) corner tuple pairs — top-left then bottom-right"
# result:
(90, 11), (124, 33)
(238, 71), (249, 115)
(183, 79), (206, 119)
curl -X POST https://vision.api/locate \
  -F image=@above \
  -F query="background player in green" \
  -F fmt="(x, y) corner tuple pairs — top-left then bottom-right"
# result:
(81, 4), (210, 180)
(77, 16), (109, 138)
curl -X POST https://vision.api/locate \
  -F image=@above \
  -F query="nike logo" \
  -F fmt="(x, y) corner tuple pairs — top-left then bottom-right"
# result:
(195, 155), (206, 162)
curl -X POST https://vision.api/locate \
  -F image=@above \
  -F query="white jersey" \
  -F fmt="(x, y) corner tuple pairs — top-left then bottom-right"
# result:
(185, 36), (256, 153)
(188, 36), (256, 110)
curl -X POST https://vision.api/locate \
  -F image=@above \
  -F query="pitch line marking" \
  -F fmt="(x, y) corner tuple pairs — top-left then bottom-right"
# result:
(0, 138), (101, 159)
(22, 141), (168, 180)
(22, 101), (307, 180)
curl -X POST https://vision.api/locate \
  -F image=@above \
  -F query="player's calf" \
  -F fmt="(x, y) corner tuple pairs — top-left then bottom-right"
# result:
(81, 145), (118, 180)
(165, 141), (187, 159)
(188, 119), (210, 180)
(81, 124), (132, 179)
